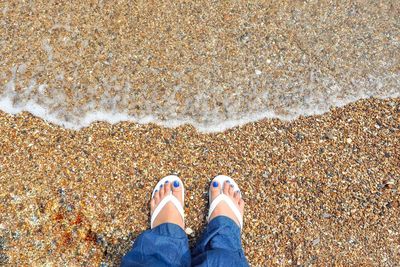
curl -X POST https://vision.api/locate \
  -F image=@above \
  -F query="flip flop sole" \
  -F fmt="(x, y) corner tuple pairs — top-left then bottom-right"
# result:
(208, 175), (243, 229)
(150, 175), (185, 229)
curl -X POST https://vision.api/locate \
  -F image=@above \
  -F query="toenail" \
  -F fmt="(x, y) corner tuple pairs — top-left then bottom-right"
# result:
(225, 180), (230, 184)
(165, 181), (169, 184)
(212, 181), (219, 188)
(173, 180), (180, 188)
(160, 184), (163, 188)
(155, 189), (158, 192)
(230, 184), (234, 187)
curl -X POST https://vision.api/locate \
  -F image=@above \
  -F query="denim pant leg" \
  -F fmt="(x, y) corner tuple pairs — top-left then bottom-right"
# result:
(121, 223), (191, 267)
(191, 216), (249, 267)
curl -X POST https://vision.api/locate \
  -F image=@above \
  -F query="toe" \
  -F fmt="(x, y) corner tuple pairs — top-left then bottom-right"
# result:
(234, 190), (241, 202)
(164, 180), (172, 195)
(228, 183), (235, 196)
(159, 184), (165, 198)
(154, 190), (160, 203)
(172, 180), (183, 202)
(210, 180), (221, 201)
(223, 180), (230, 195)
(150, 198), (156, 211)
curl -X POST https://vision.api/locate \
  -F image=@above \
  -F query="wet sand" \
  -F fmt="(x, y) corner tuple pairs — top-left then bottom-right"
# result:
(1, 1), (399, 129)
(0, 98), (399, 266)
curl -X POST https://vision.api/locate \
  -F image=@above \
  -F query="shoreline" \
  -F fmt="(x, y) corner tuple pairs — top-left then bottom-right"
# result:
(0, 97), (399, 265)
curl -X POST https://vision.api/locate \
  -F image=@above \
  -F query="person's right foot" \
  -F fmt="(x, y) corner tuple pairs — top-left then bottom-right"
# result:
(209, 180), (245, 227)
(150, 180), (185, 229)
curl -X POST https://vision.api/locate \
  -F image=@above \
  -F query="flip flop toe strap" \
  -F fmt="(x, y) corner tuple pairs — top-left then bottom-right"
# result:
(151, 193), (184, 229)
(207, 194), (243, 229)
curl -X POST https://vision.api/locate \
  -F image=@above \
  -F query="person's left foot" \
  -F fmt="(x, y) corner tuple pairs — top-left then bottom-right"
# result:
(209, 180), (244, 227)
(150, 180), (185, 229)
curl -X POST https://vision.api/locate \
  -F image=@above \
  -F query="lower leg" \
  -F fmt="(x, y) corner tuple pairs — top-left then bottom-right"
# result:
(191, 179), (249, 267)
(121, 223), (190, 267)
(121, 177), (190, 267)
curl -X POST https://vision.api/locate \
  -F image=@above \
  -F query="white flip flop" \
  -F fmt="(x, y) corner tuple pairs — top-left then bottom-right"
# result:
(151, 175), (185, 229)
(206, 175), (243, 230)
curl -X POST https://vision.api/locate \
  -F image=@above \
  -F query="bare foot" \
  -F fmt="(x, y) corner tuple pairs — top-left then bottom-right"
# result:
(209, 180), (245, 227)
(150, 180), (185, 229)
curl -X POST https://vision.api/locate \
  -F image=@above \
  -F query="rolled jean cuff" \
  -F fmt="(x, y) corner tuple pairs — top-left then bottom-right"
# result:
(207, 215), (242, 250)
(121, 222), (191, 267)
(209, 215), (241, 232)
(151, 222), (187, 238)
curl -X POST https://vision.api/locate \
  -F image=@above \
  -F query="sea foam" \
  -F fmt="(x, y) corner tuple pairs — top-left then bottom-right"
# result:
(1, 2), (399, 132)
(0, 63), (399, 132)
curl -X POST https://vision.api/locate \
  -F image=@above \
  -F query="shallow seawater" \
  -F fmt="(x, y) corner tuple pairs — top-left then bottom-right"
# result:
(1, 1), (399, 132)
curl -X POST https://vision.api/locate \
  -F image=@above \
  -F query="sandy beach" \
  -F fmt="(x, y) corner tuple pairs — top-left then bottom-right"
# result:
(1, 1), (400, 266)
(0, 98), (399, 266)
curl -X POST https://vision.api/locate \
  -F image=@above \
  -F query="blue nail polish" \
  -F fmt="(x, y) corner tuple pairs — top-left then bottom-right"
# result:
(230, 184), (234, 188)
(155, 189), (158, 192)
(165, 181), (169, 184)
(225, 180), (230, 184)
(160, 184), (163, 188)
(173, 180), (180, 188)
(212, 181), (219, 188)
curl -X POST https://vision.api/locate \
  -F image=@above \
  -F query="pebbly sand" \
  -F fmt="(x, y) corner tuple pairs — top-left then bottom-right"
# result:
(0, 98), (399, 266)
(1, 1), (400, 265)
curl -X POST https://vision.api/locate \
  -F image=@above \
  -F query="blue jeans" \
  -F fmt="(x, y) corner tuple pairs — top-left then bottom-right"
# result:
(121, 216), (249, 267)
